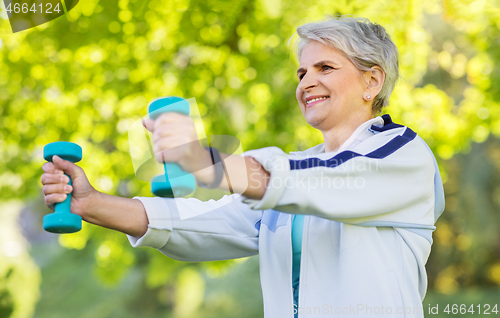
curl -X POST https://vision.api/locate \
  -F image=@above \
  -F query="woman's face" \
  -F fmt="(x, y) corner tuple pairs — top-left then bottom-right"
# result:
(296, 40), (371, 131)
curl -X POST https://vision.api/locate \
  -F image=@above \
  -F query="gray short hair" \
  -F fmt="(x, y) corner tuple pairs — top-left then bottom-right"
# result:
(291, 15), (399, 114)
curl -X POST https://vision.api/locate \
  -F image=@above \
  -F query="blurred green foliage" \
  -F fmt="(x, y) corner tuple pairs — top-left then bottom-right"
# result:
(0, 0), (500, 317)
(0, 201), (40, 318)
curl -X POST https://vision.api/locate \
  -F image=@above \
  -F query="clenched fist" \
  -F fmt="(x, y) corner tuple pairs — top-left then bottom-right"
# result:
(41, 155), (100, 219)
(142, 112), (212, 175)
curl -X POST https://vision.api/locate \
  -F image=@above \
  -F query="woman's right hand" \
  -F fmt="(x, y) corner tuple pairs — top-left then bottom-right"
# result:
(41, 155), (100, 219)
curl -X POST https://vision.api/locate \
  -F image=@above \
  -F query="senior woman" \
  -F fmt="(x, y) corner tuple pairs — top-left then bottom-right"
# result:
(41, 16), (444, 318)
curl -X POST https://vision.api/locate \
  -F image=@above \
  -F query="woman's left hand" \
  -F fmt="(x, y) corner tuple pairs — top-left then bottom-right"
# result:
(142, 112), (210, 174)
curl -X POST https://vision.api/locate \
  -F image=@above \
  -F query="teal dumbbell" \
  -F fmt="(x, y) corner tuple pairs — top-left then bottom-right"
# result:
(43, 141), (83, 233)
(148, 96), (196, 197)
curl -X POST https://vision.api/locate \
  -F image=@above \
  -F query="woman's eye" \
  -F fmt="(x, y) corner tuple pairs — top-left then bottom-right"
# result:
(298, 66), (333, 81)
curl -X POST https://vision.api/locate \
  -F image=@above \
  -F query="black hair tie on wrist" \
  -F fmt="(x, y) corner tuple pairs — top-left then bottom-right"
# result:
(199, 146), (224, 189)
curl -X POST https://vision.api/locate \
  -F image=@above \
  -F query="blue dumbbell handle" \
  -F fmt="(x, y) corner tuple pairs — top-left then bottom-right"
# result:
(55, 174), (72, 213)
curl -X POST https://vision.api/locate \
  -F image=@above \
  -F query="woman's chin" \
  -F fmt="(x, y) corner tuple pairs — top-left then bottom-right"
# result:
(304, 116), (325, 128)
(303, 105), (331, 127)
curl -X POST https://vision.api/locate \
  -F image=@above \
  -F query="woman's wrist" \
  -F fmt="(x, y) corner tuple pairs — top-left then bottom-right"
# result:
(192, 148), (217, 186)
(77, 189), (103, 222)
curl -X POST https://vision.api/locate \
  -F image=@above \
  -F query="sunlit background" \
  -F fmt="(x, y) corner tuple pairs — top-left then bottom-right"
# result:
(1, 0), (500, 317)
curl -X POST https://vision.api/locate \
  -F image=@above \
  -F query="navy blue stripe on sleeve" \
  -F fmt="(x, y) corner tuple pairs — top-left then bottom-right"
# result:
(289, 126), (417, 171)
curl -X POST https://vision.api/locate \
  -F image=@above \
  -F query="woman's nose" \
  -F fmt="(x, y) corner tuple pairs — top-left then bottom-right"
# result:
(298, 72), (318, 91)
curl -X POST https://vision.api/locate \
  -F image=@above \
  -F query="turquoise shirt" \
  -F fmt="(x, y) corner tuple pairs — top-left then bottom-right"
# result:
(291, 214), (304, 312)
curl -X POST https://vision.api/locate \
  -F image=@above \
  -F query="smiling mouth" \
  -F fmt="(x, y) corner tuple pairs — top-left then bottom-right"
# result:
(306, 96), (329, 107)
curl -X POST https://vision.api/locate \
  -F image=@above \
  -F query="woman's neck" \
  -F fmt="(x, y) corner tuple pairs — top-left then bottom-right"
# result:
(321, 113), (375, 153)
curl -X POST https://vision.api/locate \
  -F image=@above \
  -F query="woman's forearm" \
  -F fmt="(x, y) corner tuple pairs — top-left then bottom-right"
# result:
(192, 150), (270, 200)
(222, 154), (270, 199)
(84, 192), (149, 237)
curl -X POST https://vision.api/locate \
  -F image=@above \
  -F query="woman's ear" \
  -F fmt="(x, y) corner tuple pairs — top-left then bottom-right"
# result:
(364, 65), (385, 99)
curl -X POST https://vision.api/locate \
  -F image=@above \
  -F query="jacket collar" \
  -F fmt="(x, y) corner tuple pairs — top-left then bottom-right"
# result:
(292, 115), (397, 156)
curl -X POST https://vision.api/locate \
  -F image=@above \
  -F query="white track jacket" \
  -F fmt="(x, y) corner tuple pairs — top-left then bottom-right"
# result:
(127, 114), (445, 318)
